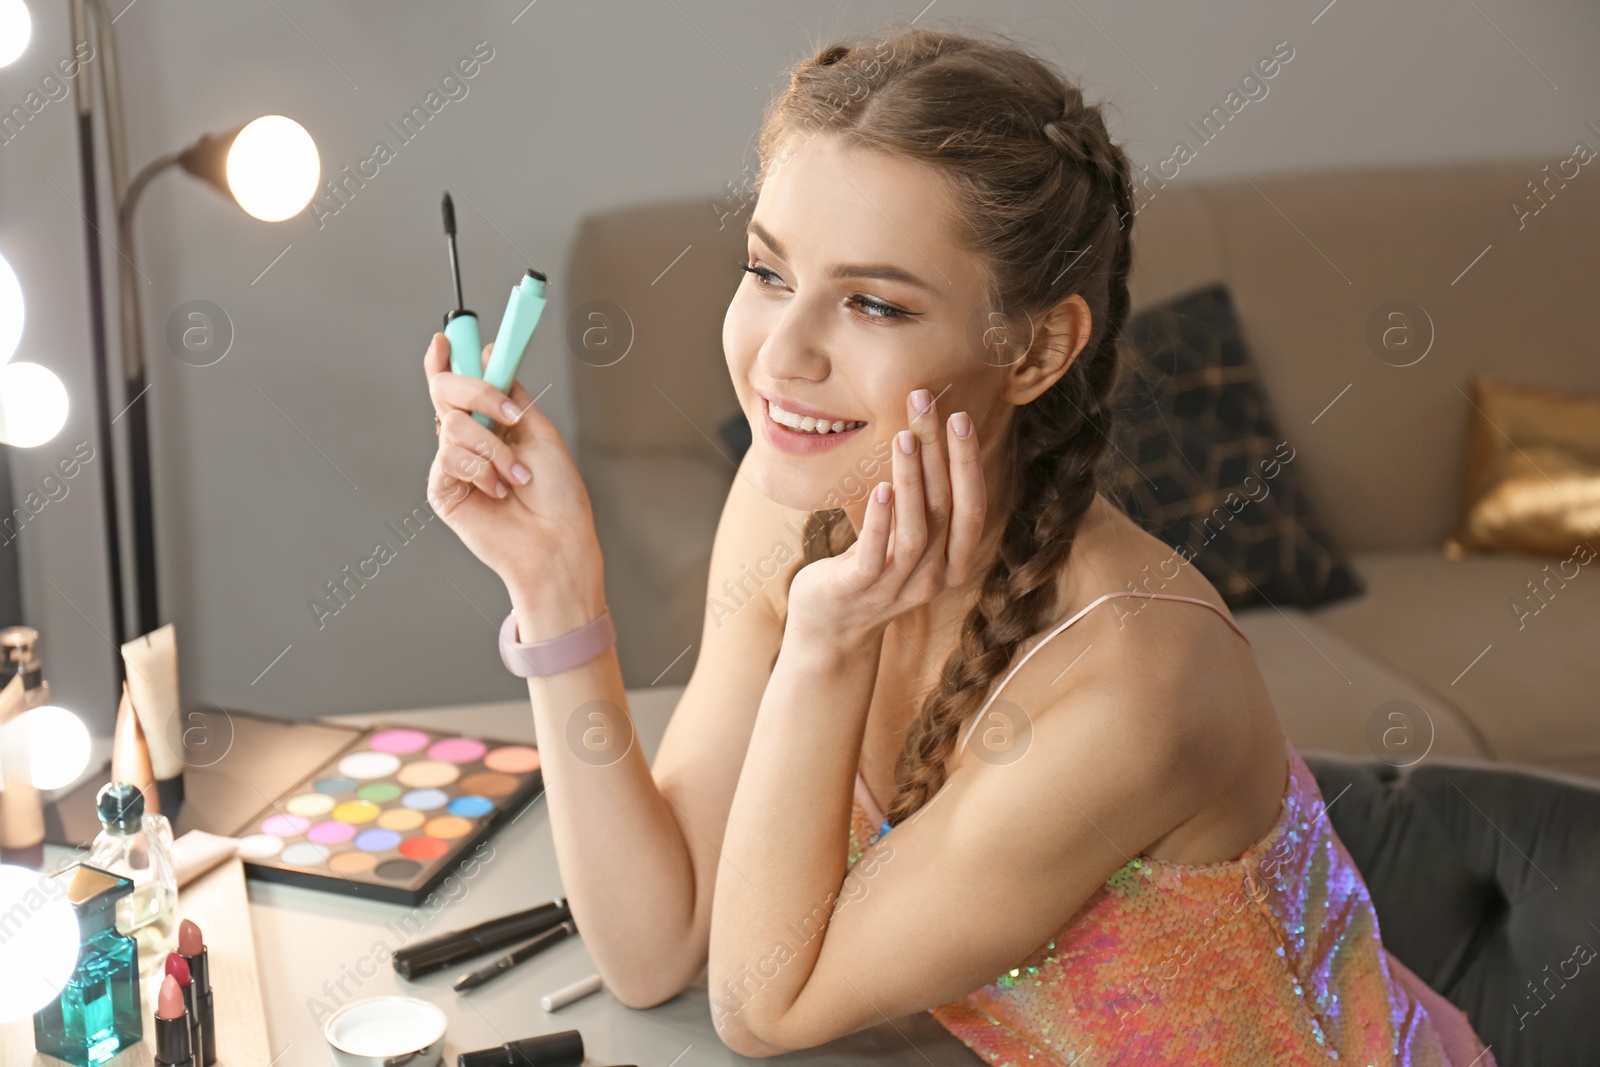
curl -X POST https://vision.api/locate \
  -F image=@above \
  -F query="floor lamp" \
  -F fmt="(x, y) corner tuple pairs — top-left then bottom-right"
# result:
(67, 0), (318, 681)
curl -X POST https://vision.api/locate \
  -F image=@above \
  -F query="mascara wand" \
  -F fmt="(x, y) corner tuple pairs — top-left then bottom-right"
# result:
(440, 192), (483, 377)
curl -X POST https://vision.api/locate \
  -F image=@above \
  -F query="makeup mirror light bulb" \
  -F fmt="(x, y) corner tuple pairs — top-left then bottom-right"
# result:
(0, 705), (92, 790)
(226, 115), (320, 222)
(0, 0), (31, 69)
(0, 251), (23, 364)
(0, 864), (80, 1022)
(0, 361), (66, 447)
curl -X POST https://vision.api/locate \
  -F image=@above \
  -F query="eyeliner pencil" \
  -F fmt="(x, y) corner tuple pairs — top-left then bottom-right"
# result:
(392, 898), (569, 979)
(453, 920), (578, 992)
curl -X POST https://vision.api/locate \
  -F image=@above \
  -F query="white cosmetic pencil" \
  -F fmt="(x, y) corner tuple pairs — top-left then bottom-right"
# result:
(541, 972), (604, 1011)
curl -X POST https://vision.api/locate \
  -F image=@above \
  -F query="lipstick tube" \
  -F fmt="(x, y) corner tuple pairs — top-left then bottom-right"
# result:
(178, 934), (216, 1065)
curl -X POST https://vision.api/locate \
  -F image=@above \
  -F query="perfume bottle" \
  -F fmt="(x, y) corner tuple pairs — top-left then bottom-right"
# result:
(33, 864), (145, 1067)
(86, 781), (179, 976)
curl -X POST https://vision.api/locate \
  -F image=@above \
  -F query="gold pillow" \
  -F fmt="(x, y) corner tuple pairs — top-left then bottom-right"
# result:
(1445, 375), (1600, 558)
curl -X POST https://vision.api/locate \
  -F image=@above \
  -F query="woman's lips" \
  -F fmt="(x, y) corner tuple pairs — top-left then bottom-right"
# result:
(759, 398), (867, 455)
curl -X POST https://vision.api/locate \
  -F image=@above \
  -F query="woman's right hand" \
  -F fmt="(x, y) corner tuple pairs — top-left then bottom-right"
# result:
(424, 331), (603, 604)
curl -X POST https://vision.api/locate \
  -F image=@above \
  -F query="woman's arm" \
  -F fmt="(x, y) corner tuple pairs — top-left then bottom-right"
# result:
(512, 449), (800, 1008)
(709, 618), (1213, 1056)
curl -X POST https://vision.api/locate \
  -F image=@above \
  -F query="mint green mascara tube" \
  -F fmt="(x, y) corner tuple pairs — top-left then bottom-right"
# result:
(476, 269), (548, 428)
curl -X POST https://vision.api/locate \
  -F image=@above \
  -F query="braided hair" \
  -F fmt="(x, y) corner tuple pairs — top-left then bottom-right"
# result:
(761, 24), (1137, 827)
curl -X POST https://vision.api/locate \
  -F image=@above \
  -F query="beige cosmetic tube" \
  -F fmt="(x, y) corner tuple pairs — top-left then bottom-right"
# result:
(122, 623), (184, 806)
(0, 669), (45, 867)
(111, 679), (160, 815)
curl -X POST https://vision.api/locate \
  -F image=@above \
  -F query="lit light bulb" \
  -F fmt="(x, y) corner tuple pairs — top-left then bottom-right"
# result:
(0, 705), (92, 790)
(0, 361), (66, 447)
(0, 0), (31, 69)
(0, 250), (22, 364)
(0, 864), (80, 1022)
(226, 115), (320, 222)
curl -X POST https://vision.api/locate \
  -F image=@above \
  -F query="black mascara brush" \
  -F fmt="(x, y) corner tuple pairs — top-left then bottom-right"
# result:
(440, 191), (482, 375)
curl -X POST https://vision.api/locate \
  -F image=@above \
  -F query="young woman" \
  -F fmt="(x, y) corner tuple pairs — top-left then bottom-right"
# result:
(423, 25), (1494, 1067)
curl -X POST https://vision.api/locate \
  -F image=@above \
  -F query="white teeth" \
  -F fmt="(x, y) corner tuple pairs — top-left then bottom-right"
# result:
(767, 401), (865, 435)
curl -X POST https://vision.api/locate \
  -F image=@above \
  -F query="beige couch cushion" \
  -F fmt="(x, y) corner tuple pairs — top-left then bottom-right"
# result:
(1235, 605), (1486, 763)
(1314, 550), (1600, 777)
(1127, 160), (1600, 553)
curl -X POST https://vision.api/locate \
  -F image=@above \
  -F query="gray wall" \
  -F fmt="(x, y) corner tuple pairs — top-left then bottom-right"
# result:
(2, 0), (1597, 735)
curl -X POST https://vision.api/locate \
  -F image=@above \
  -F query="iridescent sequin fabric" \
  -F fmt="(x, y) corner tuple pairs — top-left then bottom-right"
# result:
(847, 739), (1496, 1066)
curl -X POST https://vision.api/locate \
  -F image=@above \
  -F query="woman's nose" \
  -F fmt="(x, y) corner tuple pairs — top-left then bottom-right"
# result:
(755, 301), (830, 382)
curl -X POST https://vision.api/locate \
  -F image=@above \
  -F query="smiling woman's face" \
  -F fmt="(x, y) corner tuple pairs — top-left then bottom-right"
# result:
(723, 133), (1014, 515)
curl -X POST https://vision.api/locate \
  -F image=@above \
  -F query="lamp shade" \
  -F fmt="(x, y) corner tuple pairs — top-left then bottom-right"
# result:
(0, 865), (80, 1022)
(226, 115), (320, 221)
(0, 250), (21, 364)
(0, 0), (30, 69)
(0, 361), (67, 447)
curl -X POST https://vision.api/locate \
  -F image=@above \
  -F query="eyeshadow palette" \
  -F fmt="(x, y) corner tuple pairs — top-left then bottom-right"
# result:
(232, 725), (543, 904)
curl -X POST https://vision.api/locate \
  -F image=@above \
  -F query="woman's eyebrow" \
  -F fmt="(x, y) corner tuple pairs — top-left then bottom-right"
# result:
(748, 218), (935, 293)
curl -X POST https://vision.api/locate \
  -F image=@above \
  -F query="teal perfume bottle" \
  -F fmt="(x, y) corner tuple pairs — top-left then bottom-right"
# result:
(33, 864), (145, 1067)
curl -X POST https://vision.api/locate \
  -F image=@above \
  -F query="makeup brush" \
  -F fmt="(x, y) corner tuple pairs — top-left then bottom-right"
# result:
(440, 193), (482, 377)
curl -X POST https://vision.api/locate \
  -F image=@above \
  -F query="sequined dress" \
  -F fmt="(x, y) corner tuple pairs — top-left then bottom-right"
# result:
(847, 591), (1496, 1067)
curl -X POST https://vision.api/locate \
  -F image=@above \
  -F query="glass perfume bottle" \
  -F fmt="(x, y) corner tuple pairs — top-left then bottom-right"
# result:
(33, 864), (145, 1067)
(86, 781), (179, 976)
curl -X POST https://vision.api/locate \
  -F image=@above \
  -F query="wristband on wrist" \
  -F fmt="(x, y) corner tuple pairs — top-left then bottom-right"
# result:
(499, 606), (615, 678)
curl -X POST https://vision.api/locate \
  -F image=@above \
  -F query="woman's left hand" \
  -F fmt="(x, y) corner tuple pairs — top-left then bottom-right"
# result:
(785, 388), (988, 653)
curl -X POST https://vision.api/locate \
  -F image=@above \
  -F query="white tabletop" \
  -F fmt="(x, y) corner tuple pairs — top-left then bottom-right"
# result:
(236, 687), (982, 1067)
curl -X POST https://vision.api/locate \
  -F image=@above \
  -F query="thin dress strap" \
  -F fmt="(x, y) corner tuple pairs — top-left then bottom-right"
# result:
(956, 591), (1250, 757)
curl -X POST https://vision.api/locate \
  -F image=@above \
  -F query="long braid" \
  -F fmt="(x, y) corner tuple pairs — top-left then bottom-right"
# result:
(779, 28), (1138, 827)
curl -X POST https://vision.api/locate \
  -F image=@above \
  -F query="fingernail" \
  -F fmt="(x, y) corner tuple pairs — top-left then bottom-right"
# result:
(952, 411), (972, 438)
(897, 430), (916, 454)
(910, 389), (932, 415)
(875, 481), (890, 504)
(493, 480), (508, 498)
(502, 401), (522, 422)
(511, 463), (531, 485)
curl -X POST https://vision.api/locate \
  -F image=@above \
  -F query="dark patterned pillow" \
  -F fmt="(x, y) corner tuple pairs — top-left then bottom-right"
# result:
(1107, 283), (1363, 610)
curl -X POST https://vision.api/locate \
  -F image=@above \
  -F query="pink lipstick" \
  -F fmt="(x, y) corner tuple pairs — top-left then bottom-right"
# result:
(177, 918), (215, 1065)
(154, 974), (196, 1067)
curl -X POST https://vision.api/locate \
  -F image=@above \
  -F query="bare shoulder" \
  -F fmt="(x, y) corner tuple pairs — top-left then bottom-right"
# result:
(950, 493), (1284, 861)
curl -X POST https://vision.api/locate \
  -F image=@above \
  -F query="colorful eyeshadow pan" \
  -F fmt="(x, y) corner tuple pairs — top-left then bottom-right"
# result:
(329, 852), (377, 876)
(332, 800), (380, 824)
(367, 728), (430, 754)
(338, 751), (401, 780)
(281, 843), (330, 867)
(428, 737), (487, 763)
(399, 837), (449, 861)
(355, 829), (402, 852)
(285, 793), (336, 817)
(447, 795), (494, 818)
(307, 821), (356, 845)
(237, 834), (285, 860)
(237, 723), (545, 905)
(260, 813), (309, 837)
(378, 809), (425, 832)
(424, 816), (472, 840)
(484, 745), (540, 774)
(357, 782), (402, 803)
(458, 772), (518, 798)
(402, 788), (449, 811)
(374, 859), (423, 881)
(397, 760), (458, 788)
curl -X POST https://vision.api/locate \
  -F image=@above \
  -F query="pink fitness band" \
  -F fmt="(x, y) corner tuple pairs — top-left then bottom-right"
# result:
(499, 607), (616, 678)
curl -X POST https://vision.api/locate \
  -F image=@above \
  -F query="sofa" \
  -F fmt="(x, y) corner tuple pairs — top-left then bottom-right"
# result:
(564, 157), (1600, 779)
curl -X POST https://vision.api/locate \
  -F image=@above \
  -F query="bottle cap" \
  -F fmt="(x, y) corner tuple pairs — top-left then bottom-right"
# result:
(97, 781), (146, 834)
